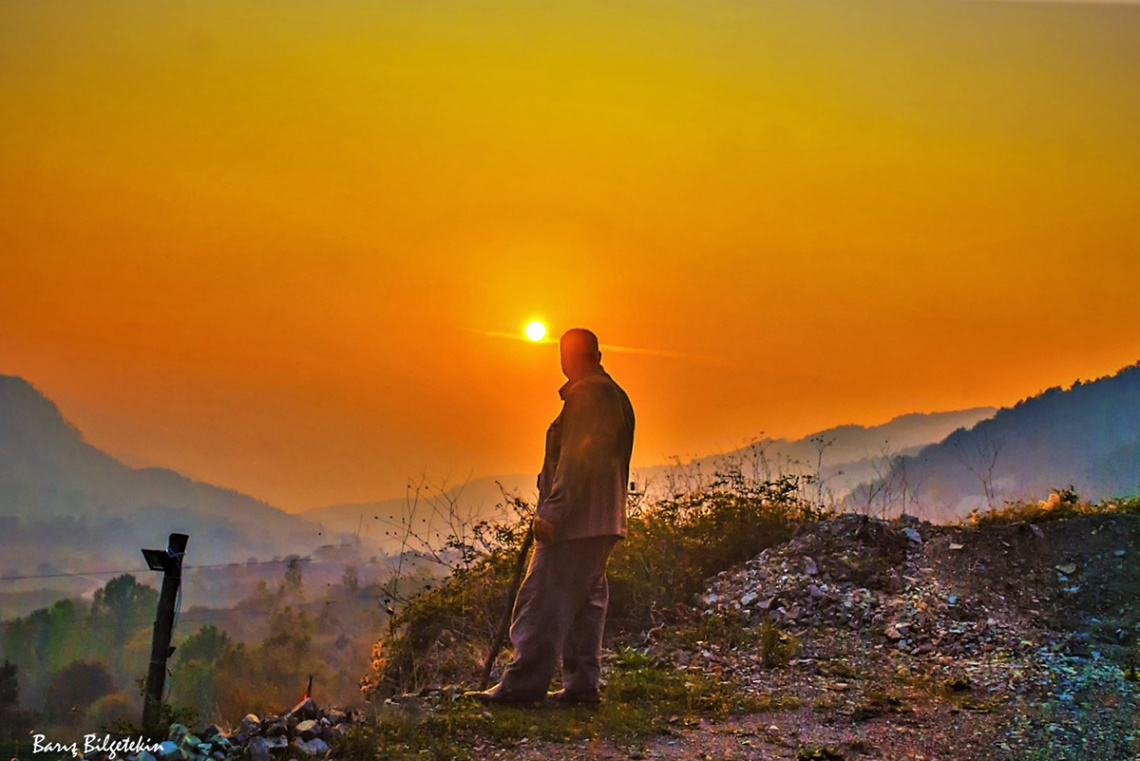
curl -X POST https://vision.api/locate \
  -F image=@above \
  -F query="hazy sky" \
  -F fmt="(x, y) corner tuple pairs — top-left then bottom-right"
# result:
(2, 1), (1138, 511)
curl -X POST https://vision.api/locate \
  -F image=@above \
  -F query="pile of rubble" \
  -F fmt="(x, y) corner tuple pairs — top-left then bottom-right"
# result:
(694, 513), (1040, 660)
(123, 699), (354, 761)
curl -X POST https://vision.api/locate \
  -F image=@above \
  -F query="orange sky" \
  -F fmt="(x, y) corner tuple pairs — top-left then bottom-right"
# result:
(2, 0), (1139, 511)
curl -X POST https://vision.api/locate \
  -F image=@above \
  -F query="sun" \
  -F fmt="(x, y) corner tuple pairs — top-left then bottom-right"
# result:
(524, 321), (546, 342)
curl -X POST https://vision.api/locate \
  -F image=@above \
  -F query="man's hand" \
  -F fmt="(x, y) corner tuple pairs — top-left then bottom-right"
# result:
(532, 516), (556, 545)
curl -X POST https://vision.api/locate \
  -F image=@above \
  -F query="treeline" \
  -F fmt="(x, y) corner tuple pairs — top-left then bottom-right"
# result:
(0, 559), (432, 735)
(0, 574), (157, 735)
(855, 360), (1140, 520)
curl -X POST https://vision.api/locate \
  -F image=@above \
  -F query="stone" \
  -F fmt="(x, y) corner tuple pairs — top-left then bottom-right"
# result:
(295, 720), (320, 741)
(240, 715), (261, 736)
(293, 739), (328, 758)
(290, 698), (321, 722)
(248, 738), (270, 761)
(156, 742), (182, 761)
(903, 527), (922, 544)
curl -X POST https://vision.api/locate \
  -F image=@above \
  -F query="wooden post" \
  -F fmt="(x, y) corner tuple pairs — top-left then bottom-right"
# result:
(141, 533), (189, 735)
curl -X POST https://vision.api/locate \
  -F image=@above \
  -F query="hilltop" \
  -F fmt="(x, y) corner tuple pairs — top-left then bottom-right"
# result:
(0, 375), (326, 614)
(851, 361), (1140, 521)
(363, 507), (1138, 761)
(122, 497), (1139, 761)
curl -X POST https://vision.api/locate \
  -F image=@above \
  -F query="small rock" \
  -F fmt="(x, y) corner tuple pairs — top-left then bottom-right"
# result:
(903, 527), (922, 544)
(949, 543), (964, 551)
(290, 697), (320, 722)
(293, 738), (328, 757)
(156, 742), (182, 761)
(805, 557), (819, 576)
(240, 715), (261, 736)
(295, 720), (320, 741)
(1055, 563), (1077, 575)
(248, 738), (270, 761)
(740, 591), (758, 607)
(266, 737), (288, 751)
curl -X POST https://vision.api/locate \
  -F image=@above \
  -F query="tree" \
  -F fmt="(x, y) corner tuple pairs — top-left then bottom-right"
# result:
(282, 557), (305, 602)
(953, 430), (1003, 511)
(88, 575), (158, 684)
(0, 659), (18, 736)
(43, 660), (116, 725)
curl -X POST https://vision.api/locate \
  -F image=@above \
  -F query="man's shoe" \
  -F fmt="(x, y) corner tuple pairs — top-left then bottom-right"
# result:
(548, 687), (601, 705)
(461, 684), (544, 705)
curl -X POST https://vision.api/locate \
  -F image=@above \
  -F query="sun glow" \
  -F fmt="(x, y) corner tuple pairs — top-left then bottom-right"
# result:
(525, 321), (546, 342)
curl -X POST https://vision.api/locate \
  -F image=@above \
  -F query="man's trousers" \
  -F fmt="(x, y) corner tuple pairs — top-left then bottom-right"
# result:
(495, 534), (620, 699)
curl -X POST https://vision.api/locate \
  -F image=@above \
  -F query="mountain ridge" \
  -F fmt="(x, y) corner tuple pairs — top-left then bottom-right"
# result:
(848, 360), (1140, 521)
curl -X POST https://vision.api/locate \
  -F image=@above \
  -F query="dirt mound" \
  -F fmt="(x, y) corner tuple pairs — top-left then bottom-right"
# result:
(648, 511), (1140, 760)
(696, 512), (1140, 662)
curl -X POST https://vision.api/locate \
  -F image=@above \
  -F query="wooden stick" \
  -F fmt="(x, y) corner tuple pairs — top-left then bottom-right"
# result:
(479, 526), (534, 690)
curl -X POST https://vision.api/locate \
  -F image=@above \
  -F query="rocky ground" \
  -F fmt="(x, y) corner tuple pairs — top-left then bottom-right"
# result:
(101, 511), (1140, 761)
(636, 511), (1140, 760)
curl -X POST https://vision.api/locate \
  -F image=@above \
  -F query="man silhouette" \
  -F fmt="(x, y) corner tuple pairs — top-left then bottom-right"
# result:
(469, 328), (635, 704)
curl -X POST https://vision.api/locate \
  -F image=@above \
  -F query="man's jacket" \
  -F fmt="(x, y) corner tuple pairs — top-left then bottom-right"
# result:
(536, 364), (635, 544)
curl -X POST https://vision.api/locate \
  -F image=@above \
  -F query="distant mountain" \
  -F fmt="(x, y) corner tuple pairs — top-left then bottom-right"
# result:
(301, 409), (999, 538)
(302, 473), (539, 552)
(0, 375), (324, 572)
(848, 361), (1140, 522)
(630, 407), (997, 503)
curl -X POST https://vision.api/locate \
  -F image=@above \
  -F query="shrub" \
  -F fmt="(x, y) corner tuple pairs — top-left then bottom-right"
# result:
(607, 473), (819, 633)
(966, 486), (1140, 528)
(364, 472), (821, 697)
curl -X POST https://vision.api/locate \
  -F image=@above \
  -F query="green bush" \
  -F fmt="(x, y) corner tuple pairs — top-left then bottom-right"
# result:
(965, 486), (1140, 528)
(364, 473), (821, 697)
(607, 473), (818, 633)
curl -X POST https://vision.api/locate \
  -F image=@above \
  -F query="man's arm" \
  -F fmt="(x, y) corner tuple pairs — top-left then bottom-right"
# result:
(535, 382), (606, 536)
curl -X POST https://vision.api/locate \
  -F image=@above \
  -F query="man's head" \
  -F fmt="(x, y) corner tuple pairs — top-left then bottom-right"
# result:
(560, 328), (602, 380)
